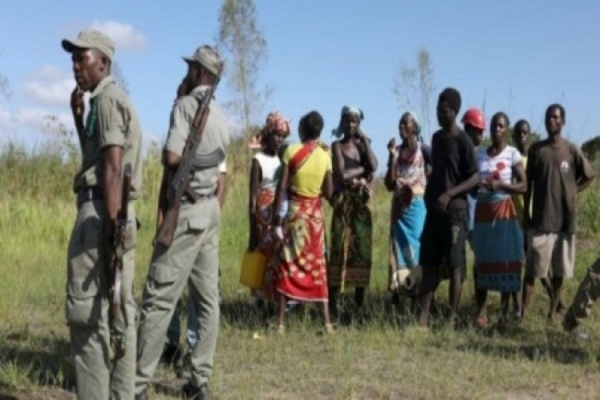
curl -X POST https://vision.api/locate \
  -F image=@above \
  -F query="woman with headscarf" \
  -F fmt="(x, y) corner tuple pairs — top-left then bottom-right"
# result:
(248, 112), (291, 305)
(385, 111), (431, 312)
(328, 105), (379, 320)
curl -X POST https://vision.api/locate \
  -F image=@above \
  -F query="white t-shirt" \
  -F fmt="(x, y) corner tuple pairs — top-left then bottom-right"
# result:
(477, 145), (522, 185)
(253, 152), (281, 190)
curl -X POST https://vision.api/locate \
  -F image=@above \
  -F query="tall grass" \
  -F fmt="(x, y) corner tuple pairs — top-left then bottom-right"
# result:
(2, 137), (600, 399)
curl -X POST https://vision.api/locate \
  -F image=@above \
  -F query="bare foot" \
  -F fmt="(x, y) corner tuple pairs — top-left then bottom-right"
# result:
(547, 312), (561, 325)
(324, 323), (335, 335)
(496, 317), (509, 333)
(475, 315), (488, 329)
(518, 312), (528, 326)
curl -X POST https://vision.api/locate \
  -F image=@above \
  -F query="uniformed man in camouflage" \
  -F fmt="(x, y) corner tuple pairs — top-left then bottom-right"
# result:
(62, 29), (143, 399)
(563, 259), (600, 332)
(135, 45), (230, 400)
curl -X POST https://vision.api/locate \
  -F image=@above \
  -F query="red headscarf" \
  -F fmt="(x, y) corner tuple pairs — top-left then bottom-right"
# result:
(247, 111), (291, 149)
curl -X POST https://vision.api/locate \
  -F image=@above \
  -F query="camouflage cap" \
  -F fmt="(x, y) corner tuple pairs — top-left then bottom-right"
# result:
(61, 29), (115, 61)
(182, 45), (224, 76)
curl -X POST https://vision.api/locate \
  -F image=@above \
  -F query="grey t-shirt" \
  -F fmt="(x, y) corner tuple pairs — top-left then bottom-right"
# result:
(527, 138), (594, 234)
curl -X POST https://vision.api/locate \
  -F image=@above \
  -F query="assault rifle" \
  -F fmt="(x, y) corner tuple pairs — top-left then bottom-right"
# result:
(107, 164), (132, 360)
(155, 70), (223, 247)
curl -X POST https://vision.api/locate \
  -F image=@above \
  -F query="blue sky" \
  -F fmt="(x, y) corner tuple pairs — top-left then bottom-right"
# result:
(1, 0), (599, 171)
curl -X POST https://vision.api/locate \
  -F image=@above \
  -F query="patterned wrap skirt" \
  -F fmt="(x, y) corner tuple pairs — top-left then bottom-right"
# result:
(265, 193), (329, 302)
(328, 189), (373, 290)
(252, 189), (277, 298)
(471, 191), (524, 293)
(388, 194), (426, 293)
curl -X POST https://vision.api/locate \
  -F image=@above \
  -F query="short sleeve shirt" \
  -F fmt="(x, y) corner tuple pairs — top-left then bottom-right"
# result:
(164, 85), (230, 196)
(527, 138), (595, 233)
(282, 143), (332, 197)
(73, 76), (143, 199)
(477, 145), (522, 186)
(254, 151), (282, 191)
(424, 128), (478, 212)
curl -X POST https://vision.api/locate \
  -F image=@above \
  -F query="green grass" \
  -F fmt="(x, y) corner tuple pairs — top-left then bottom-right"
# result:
(2, 137), (600, 399)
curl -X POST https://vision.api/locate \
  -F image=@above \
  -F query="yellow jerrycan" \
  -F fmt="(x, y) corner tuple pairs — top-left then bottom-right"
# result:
(240, 250), (267, 289)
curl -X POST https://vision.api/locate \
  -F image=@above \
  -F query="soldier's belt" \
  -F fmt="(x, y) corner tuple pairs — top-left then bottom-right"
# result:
(76, 186), (136, 208)
(183, 191), (216, 203)
(77, 186), (103, 207)
(190, 148), (225, 170)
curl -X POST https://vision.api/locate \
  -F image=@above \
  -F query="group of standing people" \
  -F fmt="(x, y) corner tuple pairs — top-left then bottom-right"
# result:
(247, 86), (598, 340)
(60, 27), (600, 400)
(247, 105), (380, 333)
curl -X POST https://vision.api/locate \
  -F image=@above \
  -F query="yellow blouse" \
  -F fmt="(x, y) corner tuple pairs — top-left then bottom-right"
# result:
(282, 143), (332, 197)
(512, 155), (531, 223)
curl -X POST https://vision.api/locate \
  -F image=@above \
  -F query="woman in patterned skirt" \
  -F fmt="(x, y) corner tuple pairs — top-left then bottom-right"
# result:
(248, 112), (290, 305)
(328, 105), (379, 320)
(385, 111), (431, 312)
(472, 112), (526, 330)
(269, 111), (335, 334)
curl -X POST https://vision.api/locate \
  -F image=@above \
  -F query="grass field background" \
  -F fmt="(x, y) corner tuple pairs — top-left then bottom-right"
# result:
(2, 136), (600, 399)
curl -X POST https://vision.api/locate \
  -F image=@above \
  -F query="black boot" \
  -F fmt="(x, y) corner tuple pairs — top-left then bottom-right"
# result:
(134, 390), (148, 400)
(161, 342), (182, 366)
(182, 382), (209, 400)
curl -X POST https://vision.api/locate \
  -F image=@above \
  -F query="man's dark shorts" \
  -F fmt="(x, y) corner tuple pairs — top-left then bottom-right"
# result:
(420, 208), (468, 283)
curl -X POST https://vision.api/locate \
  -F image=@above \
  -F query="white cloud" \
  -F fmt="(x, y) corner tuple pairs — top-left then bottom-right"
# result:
(88, 20), (146, 51)
(0, 108), (13, 130)
(23, 65), (75, 107)
(30, 65), (64, 81)
(0, 106), (73, 136)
